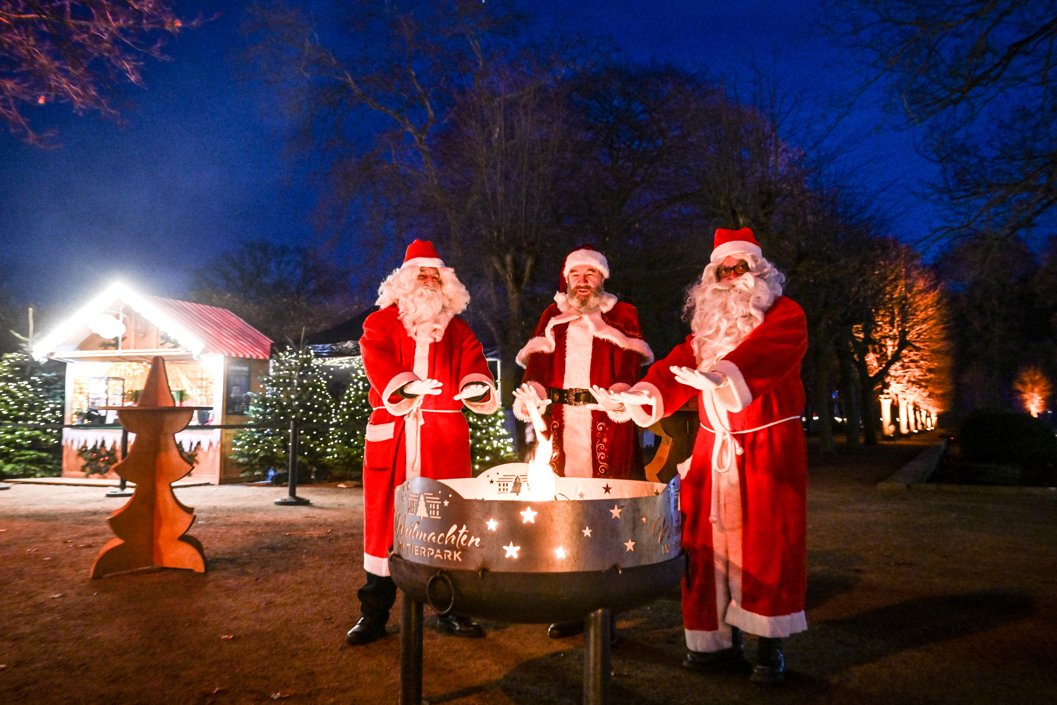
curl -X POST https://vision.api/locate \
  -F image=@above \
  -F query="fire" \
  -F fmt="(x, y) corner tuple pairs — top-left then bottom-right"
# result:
(524, 434), (557, 501)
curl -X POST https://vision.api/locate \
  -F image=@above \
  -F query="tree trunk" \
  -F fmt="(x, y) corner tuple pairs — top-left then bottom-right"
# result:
(836, 340), (861, 448)
(812, 342), (834, 455)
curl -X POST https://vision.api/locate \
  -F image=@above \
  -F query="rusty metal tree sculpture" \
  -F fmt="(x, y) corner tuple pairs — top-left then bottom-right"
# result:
(90, 356), (207, 578)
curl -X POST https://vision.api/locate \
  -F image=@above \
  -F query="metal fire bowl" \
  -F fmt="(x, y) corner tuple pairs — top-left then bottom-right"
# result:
(389, 466), (684, 623)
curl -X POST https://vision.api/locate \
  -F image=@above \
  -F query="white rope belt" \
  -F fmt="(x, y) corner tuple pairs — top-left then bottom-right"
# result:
(699, 414), (801, 526)
(372, 405), (466, 480)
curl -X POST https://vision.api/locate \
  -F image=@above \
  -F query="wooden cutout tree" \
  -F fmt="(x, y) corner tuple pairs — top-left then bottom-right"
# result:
(90, 356), (207, 578)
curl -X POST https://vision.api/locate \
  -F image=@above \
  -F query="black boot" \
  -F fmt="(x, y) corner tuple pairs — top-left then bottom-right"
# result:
(750, 637), (785, 685)
(347, 572), (397, 646)
(437, 613), (485, 638)
(683, 627), (749, 672)
(547, 620), (585, 639)
(346, 613), (389, 645)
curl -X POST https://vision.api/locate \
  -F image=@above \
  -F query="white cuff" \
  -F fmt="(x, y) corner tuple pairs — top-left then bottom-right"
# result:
(711, 361), (752, 412)
(512, 381), (547, 422)
(626, 382), (664, 427)
(459, 373), (500, 415)
(382, 372), (420, 416)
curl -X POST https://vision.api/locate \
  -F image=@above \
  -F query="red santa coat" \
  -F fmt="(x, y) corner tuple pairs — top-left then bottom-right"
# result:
(359, 305), (498, 577)
(515, 293), (653, 479)
(628, 296), (808, 651)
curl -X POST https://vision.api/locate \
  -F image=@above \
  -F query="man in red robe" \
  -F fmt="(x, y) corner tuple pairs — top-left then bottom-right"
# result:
(513, 246), (654, 480)
(346, 239), (499, 646)
(514, 246), (654, 639)
(602, 228), (807, 684)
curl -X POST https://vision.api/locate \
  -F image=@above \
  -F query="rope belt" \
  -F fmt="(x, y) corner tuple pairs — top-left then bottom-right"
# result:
(698, 414), (801, 526)
(546, 387), (597, 406)
(372, 405), (466, 479)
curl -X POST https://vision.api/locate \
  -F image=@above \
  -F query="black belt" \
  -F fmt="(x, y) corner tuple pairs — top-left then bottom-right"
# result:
(547, 387), (597, 406)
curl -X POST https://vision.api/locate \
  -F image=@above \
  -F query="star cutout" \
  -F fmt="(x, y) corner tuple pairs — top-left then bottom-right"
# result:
(443, 500), (449, 506)
(602, 483), (612, 494)
(624, 539), (636, 552)
(503, 543), (521, 558)
(578, 492), (585, 499)
(486, 519), (498, 531)
(609, 504), (623, 519)
(521, 507), (537, 523)
(489, 478), (495, 484)
(555, 547), (567, 559)
(582, 526), (592, 537)
(641, 516), (647, 523)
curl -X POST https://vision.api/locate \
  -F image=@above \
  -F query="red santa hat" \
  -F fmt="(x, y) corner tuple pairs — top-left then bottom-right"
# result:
(559, 246), (610, 292)
(402, 239), (446, 269)
(710, 227), (762, 263)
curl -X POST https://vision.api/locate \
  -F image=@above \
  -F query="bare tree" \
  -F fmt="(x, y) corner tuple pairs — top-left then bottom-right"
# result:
(0, 0), (191, 143)
(187, 239), (354, 343)
(823, 0), (1057, 243)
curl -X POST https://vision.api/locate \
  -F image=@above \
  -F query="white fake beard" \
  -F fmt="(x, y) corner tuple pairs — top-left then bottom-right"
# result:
(398, 285), (454, 342)
(690, 274), (773, 371)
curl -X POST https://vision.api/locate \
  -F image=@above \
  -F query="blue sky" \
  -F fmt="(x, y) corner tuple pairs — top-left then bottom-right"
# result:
(0, 0), (937, 310)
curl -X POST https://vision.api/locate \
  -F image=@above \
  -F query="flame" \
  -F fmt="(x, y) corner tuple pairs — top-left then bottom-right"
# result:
(524, 434), (557, 501)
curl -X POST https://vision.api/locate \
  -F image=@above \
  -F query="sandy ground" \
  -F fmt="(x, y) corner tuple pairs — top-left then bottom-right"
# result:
(2, 437), (1056, 705)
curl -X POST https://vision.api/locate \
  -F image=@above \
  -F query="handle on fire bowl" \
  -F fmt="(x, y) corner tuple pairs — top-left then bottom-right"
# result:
(425, 570), (457, 615)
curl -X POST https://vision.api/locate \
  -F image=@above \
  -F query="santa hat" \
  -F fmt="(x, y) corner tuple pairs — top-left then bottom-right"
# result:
(711, 228), (762, 263)
(402, 239), (445, 269)
(560, 246), (610, 292)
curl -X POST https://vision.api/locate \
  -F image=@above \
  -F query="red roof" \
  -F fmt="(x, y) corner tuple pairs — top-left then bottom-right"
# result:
(143, 295), (273, 360)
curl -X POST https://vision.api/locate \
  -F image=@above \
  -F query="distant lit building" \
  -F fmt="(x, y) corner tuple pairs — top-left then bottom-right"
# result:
(34, 283), (272, 484)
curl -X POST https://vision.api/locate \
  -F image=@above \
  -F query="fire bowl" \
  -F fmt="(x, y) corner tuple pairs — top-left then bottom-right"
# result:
(390, 464), (684, 623)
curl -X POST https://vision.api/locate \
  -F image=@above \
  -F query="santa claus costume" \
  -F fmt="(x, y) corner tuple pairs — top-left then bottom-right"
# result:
(354, 240), (498, 639)
(514, 246), (653, 478)
(627, 228), (808, 679)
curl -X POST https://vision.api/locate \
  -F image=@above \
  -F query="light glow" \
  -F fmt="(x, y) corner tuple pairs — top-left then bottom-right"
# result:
(503, 542), (520, 558)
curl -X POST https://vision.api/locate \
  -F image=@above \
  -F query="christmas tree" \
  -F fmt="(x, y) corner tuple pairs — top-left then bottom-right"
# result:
(326, 357), (372, 480)
(231, 346), (333, 482)
(464, 406), (517, 475)
(0, 352), (63, 478)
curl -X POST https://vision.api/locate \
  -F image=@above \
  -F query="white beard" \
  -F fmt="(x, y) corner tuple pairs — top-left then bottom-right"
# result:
(690, 274), (777, 371)
(568, 286), (604, 314)
(398, 286), (454, 343)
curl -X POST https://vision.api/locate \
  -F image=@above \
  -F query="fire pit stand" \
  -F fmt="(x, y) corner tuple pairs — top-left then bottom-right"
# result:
(389, 467), (684, 705)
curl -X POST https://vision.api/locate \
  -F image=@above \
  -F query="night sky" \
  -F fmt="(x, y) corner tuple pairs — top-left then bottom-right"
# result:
(0, 0), (937, 312)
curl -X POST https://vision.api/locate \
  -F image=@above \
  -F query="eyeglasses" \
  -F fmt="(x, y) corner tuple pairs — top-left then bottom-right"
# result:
(715, 260), (750, 281)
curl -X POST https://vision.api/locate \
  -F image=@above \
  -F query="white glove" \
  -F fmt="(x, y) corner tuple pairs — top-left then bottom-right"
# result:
(453, 382), (490, 401)
(609, 388), (654, 407)
(403, 378), (443, 397)
(671, 366), (725, 391)
(513, 383), (551, 413)
(589, 385), (624, 413)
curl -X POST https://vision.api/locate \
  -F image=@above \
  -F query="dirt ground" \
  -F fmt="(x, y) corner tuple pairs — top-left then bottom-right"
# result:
(2, 437), (1056, 705)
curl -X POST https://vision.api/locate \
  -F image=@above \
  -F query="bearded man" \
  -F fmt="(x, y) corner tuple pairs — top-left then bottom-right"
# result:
(514, 246), (654, 641)
(513, 246), (654, 480)
(346, 239), (499, 646)
(601, 228), (808, 685)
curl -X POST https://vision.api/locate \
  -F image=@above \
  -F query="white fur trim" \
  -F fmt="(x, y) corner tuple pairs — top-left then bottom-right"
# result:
(515, 301), (655, 368)
(383, 372), (420, 415)
(561, 405), (594, 477)
(459, 373), (500, 415)
(726, 606), (807, 639)
(626, 382), (664, 427)
(711, 361), (752, 412)
(413, 340), (429, 379)
(403, 257), (445, 269)
(563, 249), (610, 279)
(711, 242), (762, 263)
(364, 552), (390, 577)
(685, 628), (736, 653)
(512, 381), (547, 423)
